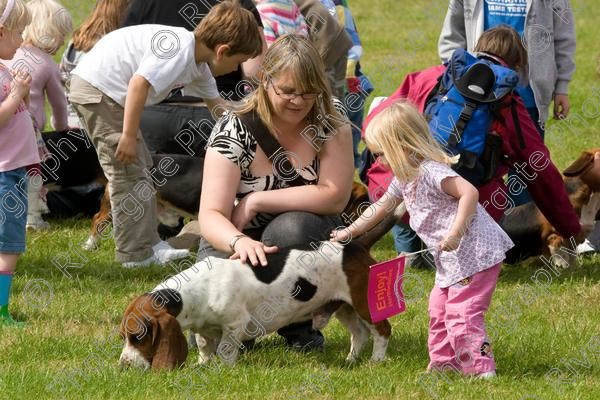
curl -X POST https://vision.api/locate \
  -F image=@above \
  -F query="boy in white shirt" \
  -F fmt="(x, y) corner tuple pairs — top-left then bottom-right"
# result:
(69, 1), (263, 267)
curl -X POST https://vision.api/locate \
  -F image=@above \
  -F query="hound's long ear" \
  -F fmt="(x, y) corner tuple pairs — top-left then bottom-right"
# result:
(564, 151), (595, 177)
(151, 313), (188, 370)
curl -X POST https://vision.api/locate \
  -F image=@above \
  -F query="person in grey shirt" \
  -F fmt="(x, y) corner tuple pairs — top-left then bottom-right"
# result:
(438, 0), (576, 130)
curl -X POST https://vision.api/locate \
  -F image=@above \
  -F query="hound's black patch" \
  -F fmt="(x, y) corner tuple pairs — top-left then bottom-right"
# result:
(149, 289), (183, 316)
(290, 277), (318, 302)
(249, 244), (314, 284)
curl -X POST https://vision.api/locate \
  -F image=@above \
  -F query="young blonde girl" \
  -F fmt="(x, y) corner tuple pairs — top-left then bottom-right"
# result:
(0, 0), (37, 326)
(333, 101), (513, 378)
(5, 0), (73, 230)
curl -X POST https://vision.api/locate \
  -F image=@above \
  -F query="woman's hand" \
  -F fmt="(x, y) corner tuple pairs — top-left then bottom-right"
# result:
(115, 135), (138, 164)
(229, 236), (278, 267)
(231, 194), (258, 230)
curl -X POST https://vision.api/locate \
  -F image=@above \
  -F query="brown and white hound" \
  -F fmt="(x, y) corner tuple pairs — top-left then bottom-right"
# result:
(501, 148), (600, 265)
(118, 208), (399, 370)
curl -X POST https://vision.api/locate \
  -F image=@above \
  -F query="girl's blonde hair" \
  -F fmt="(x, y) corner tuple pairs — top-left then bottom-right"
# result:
(237, 34), (344, 142)
(23, 0), (72, 54)
(0, 0), (31, 31)
(72, 0), (131, 52)
(365, 100), (453, 182)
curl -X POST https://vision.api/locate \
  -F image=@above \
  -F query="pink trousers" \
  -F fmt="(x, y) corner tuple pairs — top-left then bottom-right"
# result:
(427, 263), (501, 375)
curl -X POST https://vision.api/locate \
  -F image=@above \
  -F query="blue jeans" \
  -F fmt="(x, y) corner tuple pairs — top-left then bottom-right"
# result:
(508, 106), (544, 206)
(0, 168), (28, 253)
(391, 222), (421, 254)
(345, 91), (367, 168)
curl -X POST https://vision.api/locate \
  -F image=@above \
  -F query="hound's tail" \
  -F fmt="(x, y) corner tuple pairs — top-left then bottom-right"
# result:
(353, 203), (406, 251)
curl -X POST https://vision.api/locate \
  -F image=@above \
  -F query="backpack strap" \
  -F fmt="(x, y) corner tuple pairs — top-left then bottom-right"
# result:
(448, 100), (477, 147)
(424, 74), (445, 108)
(238, 111), (310, 187)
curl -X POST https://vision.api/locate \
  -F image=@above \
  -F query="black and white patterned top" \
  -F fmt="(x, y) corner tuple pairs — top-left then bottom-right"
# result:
(207, 111), (329, 229)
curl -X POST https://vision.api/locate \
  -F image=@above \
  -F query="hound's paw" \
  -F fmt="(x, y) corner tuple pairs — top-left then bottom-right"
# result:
(82, 235), (101, 251)
(370, 353), (387, 362)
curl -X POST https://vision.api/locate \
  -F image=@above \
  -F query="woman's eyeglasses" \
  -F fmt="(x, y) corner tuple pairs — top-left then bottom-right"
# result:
(269, 80), (321, 101)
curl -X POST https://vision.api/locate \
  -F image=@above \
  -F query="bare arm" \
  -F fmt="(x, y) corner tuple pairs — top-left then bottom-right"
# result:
(198, 148), (277, 266)
(331, 191), (401, 242)
(117, 74), (150, 164)
(439, 175), (479, 251)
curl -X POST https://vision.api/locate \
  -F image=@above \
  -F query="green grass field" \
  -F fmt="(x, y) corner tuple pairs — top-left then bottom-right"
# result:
(1, 1), (599, 399)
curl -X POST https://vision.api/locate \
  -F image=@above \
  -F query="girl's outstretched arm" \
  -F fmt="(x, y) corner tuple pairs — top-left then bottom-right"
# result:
(440, 175), (478, 251)
(331, 190), (401, 243)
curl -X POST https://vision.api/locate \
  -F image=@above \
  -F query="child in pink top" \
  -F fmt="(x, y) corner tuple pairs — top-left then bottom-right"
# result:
(332, 101), (513, 378)
(0, 0), (39, 327)
(254, 0), (308, 46)
(5, 0), (73, 230)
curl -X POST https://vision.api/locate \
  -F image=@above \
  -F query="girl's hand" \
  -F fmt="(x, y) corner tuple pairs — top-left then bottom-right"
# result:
(231, 194), (257, 230)
(330, 227), (352, 242)
(10, 69), (31, 99)
(439, 231), (461, 252)
(229, 236), (278, 267)
(115, 135), (138, 164)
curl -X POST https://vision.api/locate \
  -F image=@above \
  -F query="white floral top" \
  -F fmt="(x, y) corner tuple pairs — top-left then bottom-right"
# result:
(386, 160), (514, 287)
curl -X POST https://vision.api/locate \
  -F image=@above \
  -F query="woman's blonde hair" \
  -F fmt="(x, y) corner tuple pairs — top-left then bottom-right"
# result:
(72, 0), (131, 52)
(365, 100), (452, 182)
(0, 0), (31, 31)
(237, 34), (344, 142)
(23, 0), (72, 54)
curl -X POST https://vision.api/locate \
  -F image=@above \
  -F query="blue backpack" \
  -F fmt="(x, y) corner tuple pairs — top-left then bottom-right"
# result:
(424, 49), (522, 186)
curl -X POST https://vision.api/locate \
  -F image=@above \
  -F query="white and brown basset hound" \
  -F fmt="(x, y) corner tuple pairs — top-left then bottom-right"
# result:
(118, 228), (397, 370)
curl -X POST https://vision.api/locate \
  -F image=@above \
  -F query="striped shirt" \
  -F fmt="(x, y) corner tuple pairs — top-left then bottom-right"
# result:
(255, 0), (309, 45)
(207, 111), (327, 229)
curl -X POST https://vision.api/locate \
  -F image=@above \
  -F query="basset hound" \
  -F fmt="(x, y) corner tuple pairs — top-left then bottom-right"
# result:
(119, 212), (399, 370)
(501, 148), (600, 266)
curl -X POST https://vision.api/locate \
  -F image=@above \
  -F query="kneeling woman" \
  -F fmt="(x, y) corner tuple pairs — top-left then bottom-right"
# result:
(198, 35), (354, 350)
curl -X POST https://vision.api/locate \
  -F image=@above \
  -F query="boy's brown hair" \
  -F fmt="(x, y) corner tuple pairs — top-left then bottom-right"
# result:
(194, 0), (262, 57)
(474, 24), (528, 74)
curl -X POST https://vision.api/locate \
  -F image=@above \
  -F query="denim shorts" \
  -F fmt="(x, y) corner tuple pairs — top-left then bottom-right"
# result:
(0, 168), (28, 253)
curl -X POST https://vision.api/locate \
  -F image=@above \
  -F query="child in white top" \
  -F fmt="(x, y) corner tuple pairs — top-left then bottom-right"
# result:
(332, 101), (513, 378)
(69, 1), (263, 267)
(0, 0), (38, 327)
(5, 0), (73, 230)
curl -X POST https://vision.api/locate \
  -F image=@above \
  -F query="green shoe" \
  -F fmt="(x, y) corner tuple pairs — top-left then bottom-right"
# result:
(0, 305), (24, 328)
(0, 314), (25, 328)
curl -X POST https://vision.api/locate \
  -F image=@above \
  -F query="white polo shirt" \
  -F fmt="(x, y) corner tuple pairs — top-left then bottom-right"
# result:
(72, 25), (220, 107)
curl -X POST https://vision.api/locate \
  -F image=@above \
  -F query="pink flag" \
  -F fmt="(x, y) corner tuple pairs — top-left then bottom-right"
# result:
(367, 254), (406, 323)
